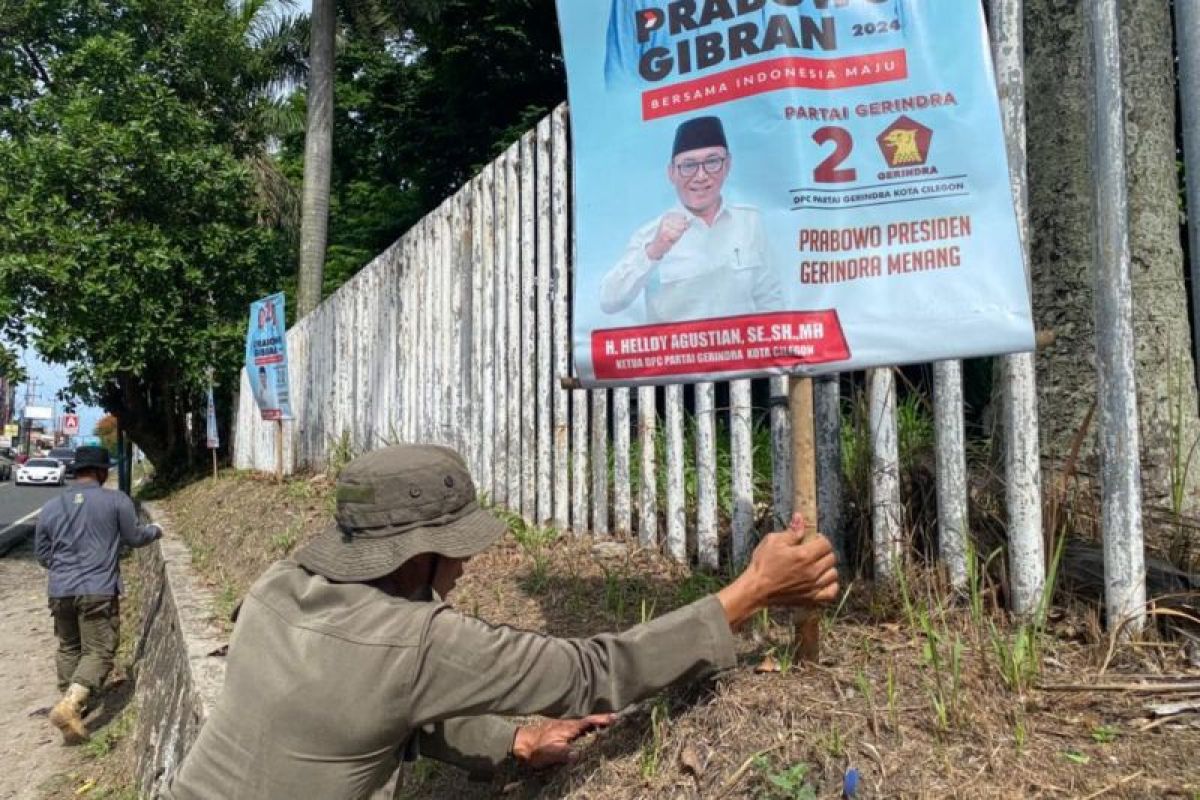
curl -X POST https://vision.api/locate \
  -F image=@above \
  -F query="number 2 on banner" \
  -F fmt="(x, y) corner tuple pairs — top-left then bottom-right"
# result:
(812, 127), (857, 184)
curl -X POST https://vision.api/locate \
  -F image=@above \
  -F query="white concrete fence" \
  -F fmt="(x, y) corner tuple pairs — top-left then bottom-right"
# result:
(233, 101), (1009, 576)
(235, 1), (1197, 628)
(237, 105), (830, 570)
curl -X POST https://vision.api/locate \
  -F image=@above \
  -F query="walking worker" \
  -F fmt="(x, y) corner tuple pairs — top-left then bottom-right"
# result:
(166, 443), (838, 799)
(34, 445), (161, 744)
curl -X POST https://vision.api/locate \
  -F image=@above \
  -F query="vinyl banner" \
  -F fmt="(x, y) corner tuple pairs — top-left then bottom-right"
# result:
(205, 382), (220, 449)
(555, 0), (1035, 386)
(245, 292), (293, 421)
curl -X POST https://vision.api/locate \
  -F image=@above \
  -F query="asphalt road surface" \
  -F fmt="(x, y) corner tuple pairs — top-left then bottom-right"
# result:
(0, 480), (77, 556)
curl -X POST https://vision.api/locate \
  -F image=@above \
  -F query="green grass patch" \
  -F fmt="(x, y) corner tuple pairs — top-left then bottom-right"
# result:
(82, 705), (135, 760)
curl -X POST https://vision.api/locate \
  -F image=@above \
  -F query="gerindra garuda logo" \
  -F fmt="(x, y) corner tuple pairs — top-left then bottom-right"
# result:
(876, 115), (933, 169)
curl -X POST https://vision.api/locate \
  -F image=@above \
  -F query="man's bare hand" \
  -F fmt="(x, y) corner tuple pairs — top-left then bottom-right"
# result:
(511, 714), (616, 769)
(645, 212), (690, 261)
(717, 514), (839, 628)
(748, 513), (839, 607)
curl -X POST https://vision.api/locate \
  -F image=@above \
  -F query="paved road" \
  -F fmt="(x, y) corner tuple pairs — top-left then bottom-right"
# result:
(0, 480), (80, 799)
(0, 480), (76, 556)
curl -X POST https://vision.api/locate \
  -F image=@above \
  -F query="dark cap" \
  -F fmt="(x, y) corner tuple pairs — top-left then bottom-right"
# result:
(294, 444), (507, 582)
(672, 116), (728, 158)
(74, 446), (112, 471)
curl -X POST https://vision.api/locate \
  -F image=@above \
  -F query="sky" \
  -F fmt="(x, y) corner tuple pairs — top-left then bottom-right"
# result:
(14, 346), (105, 439)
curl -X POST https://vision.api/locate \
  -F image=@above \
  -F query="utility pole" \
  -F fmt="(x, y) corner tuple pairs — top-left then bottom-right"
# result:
(0, 376), (9, 428)
(22, 378), (41, 457)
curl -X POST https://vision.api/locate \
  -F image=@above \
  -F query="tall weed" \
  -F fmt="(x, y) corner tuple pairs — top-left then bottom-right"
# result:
(988, 533), (1067, 694)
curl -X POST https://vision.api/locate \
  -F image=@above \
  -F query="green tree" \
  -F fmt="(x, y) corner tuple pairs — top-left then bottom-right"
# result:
(289, 0), (566, 297)
(393, 0), (566, 205)
(0, 0), (294, 475)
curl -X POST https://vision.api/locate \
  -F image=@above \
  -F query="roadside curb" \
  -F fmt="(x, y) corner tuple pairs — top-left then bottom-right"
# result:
(0, 508), (41, 556)
(124, 496), (407, 800)
(128, 501), (228, 798)
(0, 524), (32, 556)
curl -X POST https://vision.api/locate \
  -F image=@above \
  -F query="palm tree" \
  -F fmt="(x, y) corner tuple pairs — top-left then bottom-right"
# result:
(237, 0), (309, 231)
(297, 0), (335, 318)
(1025, 0), (1200, 534)
(295, 0), (437, 317)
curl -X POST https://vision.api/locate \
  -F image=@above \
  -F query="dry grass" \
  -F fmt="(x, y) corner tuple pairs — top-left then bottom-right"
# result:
(160, 474), (1200, 799)
(158, 468), (335, 627)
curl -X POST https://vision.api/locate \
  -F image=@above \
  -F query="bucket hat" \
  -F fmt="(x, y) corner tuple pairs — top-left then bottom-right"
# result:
(74, 446), (113, 471)
(294, 444), (506, 582)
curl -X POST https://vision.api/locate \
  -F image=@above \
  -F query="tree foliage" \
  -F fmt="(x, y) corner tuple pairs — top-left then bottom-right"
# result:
(395, 0), (566, 203)
(282, 0), (566, 294)
(0, 0), (294, 473)
(94, 413), (119, 454)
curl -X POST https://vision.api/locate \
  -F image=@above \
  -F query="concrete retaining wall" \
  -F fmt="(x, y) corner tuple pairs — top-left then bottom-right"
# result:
(128, 502), (227, 798)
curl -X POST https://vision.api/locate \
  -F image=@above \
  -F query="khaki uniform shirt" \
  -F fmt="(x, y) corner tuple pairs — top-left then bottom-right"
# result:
(599, 202), (784, 323)
(166, 560), (737, 799)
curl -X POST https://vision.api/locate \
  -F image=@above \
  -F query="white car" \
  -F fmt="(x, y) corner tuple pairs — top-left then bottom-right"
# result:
(16, 458), (65, 487)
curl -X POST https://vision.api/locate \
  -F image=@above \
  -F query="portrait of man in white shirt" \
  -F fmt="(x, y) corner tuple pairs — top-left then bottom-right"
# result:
(255, 365), (278, 415)
(599, 115), (784, 324)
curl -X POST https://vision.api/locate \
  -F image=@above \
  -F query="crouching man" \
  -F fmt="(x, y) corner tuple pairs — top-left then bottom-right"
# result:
(166, 444), (838, 798)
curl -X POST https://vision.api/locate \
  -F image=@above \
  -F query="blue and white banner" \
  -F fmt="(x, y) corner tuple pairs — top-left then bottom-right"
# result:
(556, 0), (1034, 386)
(245, 293), (293, 421)
(205, 381), (220, 449)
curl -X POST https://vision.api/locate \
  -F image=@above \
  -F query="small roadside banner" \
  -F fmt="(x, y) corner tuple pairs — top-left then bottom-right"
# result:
(205, 382), (220, 450)
(244, 292), (294, 421)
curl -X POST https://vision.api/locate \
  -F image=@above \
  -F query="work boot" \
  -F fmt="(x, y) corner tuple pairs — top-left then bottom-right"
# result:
(49, 683), (90, 744)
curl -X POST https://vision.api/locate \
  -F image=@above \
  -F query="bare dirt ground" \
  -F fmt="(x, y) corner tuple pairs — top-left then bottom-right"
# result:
(162, 471), (1200, 799)
(0, 537), (141, 800)
(0, 537), (77, 800)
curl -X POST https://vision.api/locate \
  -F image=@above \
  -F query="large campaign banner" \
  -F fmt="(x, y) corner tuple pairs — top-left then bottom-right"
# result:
(556, 0), (1034, 386)
(245, 292), (293, 421)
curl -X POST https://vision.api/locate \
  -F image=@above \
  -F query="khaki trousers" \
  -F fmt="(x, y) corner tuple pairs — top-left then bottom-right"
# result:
(49, 595), (120, 693)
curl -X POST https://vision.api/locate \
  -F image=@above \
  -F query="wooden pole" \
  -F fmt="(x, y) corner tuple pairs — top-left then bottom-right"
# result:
(116, 425), (124, 487)
(790, 376), (821, 663)
(212, 448), (218, 481)
(274, 419), (283, 482)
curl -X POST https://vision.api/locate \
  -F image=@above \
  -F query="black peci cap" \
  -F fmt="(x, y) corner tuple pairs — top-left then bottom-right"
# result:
(672, 116), (728, 158)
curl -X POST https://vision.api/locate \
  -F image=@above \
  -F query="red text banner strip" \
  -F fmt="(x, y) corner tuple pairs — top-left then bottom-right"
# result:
(642, 50), (908, 120)
(591, 310), (850, 381)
